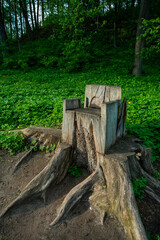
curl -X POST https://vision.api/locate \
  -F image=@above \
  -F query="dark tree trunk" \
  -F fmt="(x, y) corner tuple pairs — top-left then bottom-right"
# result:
(8, 0), (12, 39)
(19, 0), (34, 40)
(132, 0), (151, 76)
(14, 0), (21, 51)
(0, 0), (7, 43)
(114, 1), (118, 48)
(32, 0), (37, 29)
(20, 8), (23, 37)
(41, 0), (44, 25)
(131, 0), (135, 7)
(29, 0), (34, 29)
(37, 0), (40, 26)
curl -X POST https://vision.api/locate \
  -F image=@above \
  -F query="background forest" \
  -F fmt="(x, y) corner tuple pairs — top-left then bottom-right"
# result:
(0, 0), (160, 180)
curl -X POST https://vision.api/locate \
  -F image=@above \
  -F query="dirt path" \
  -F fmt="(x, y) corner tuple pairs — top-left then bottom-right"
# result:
(0, 149), (129, 240)
(0, 149), (159, 240)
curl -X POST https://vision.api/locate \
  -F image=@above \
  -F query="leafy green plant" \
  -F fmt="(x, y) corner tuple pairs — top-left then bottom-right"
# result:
(40, 144), (56, 153)
(30, 139), (37, 151)
(147, 233), (160, 240)
(153, 170), (160, 181)
(132, 177), (147, 199)
(139, 18), (160, 58)
(40, 145), (46, 151)
(68, 164), (84, 178)
(0, 131), (25, 155)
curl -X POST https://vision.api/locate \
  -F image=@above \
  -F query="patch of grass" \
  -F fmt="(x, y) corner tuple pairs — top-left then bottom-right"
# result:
(132, 177), (147, 199)
(0, 131), (25, 155)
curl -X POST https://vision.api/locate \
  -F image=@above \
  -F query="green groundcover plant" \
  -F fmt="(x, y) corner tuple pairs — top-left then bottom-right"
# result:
(132, 177), (147, 199)
(68, 164), (84, 178)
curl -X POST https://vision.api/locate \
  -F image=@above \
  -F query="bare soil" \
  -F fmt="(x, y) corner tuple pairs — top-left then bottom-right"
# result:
(0, 146), (159, 240)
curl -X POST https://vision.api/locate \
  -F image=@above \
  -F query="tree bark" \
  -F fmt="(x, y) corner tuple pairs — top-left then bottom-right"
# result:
(8, 0), (12, 39)
(20, 7), (23, 37)
(32, 0), (37, 29)
(14, 0), (21, 51)
(132, 0), (151, 76)
(131, 0), (135, 8)
(37, 0), (40, 27)
(29, 0), (34, 30)
(0, 0), (7, 43)
(19, 0), (34, 39)
(41, 0), (44, 25)
(114, 1), (118, 48)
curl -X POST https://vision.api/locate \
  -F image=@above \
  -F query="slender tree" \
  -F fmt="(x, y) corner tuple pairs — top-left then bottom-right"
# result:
(19, 0), (34, 39)
(132, 0), (151, 76)
(32, 0), (37, 29)
(131, 0), (135, 7)
(114, 0), (118, 48)
(19, 7), (23, 37)
(0, 0), (7, 44)
(41, 0), (44, 25)
(37, 0), (40, 27)
(14, 0), (21, 50)
(29, 0), (34, 29)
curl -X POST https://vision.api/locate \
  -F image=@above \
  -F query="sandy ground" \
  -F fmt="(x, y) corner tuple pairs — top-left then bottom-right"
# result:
(0, 149), (129, 240)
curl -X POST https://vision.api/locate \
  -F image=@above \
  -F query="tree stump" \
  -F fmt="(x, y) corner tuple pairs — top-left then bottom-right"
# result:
(1, 85), (160, 240)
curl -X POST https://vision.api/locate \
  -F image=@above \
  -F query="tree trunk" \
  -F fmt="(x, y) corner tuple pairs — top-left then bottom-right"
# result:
(14, 0), (21, 51)
(19, 0), (34, 40)
(32, 0), (37, 29)
(20, 7), (23, 37)
(1, 85), (160, 240)
(114, 1), (118, 48)
(29, 0), (34, 30)
(41, 0), (44, 25)
(131, 0), (135, 8)
(132, 0), (151, 76)
(37, 0), (40, 27)
(0, 0), (7, 44)
(8, 0), (12, 39)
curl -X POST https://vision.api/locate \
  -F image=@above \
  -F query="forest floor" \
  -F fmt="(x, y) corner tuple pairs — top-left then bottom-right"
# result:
(0, 145), (160, 240)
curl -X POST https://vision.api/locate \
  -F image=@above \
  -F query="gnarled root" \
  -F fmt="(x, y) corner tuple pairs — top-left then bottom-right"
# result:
(97, 152), (148, 240)
(128, 154), (160, 204)
(12, 127), (62, 173)
(0, 143), (72, 218)
(50, 167), (99, 227)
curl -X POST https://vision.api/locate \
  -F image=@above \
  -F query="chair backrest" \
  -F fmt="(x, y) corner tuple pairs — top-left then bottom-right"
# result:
(84, 85), (121, 108)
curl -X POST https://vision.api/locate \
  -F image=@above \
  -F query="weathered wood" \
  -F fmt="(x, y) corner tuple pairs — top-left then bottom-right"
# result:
(97, 152), (148, 240)
(50, 167), (99, 227)
(13, 148), (34, 174)
(62, 85), (126, 153)
(128, 154), (160, 204)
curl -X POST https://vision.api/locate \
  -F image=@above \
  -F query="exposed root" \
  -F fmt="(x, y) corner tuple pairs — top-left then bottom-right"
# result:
(50, 167), (99, 227)
(11, 127), (62, 146)
(128, 154), (160, 203)
(13, 148), (34, 174)
(11, 127), (62, 173)
(0, 143), (72, 218)
(98, 152), (148, 240)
